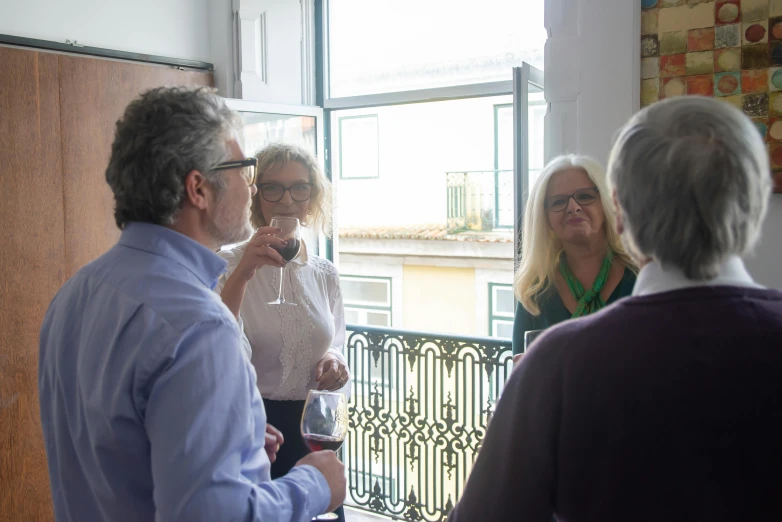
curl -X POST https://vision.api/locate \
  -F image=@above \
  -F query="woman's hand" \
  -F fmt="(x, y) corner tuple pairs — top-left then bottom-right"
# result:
(264, 423), (284, 463)
(315, 354), (349, 391)
(513, 353), (524, 366)
(235, 226), (288, 281)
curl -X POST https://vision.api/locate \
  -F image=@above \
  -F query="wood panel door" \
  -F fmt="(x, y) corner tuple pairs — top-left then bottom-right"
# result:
(58, 55), (212, 277)
(1, 46), (212, 522)
(0, 47), (66, 522)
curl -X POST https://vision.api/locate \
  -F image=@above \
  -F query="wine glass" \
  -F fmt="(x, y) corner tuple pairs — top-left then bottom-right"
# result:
(524, 329), (545, 351)
(301, 390), (348, 521)
(267, 216), (301, 306)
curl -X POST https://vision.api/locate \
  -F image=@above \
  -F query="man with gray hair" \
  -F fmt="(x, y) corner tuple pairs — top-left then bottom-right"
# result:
(449, 96), (782, 521)
(39, 86), (345, 522)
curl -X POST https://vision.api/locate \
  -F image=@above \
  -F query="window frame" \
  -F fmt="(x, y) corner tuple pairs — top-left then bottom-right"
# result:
(488, 282), (515, 339)
(340, 274), (393, 327)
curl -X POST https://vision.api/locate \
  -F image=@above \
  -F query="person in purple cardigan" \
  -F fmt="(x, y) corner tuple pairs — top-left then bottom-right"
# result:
(448, 96), (782, 522)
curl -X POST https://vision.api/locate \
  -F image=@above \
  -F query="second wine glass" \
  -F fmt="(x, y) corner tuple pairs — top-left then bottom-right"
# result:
(267, 216), (301, 306)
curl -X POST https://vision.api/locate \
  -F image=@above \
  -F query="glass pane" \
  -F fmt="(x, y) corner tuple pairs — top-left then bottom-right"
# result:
(339, 116), (379, 179)
(328, 0), (547, 97)
(495, 92), (546, 192)
(345, 308), (360, 324)
(494, 320), (514, 339)
(367, 311), (391, 327)
(237, 112), (316, 157)
(341, 277), (390, 306)
(494, 286), (515, 315)
(335, 96), (517, 338)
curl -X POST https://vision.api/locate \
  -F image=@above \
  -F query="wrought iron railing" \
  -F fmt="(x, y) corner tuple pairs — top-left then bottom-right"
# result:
(344, 324), (514, 521)
(445, 170), (513, 233)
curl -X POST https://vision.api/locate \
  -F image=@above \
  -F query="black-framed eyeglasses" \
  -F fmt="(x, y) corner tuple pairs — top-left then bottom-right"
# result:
(212, 157), (257, 186)
(545, 187), (599, 212)
(258, 182), (314, 203)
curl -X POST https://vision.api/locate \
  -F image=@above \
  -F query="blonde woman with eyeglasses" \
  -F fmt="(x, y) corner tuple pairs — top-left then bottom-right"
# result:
(512, 155), (637, 362)
(216, 143), (348, 522)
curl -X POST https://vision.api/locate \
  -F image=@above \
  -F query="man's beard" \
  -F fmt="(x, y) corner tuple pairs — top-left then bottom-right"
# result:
(210, 198), (253, 247)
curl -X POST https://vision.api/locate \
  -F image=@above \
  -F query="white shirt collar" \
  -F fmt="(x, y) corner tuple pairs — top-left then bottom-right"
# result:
(632, 255), (763, 297)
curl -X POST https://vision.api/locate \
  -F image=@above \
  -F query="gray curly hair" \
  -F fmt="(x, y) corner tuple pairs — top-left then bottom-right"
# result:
(105, 86), (243, 229)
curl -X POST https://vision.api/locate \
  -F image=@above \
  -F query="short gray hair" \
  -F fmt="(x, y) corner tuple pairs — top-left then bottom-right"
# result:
(105, 86), (243, 229)
(607, 96), (771, 280)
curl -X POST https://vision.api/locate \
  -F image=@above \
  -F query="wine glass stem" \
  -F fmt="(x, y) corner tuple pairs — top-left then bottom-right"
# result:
(277, 266), (286, 303)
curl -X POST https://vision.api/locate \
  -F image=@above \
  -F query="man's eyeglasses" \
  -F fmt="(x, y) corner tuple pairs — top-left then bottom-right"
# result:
(545, 187), (599, 212)
(212, 158), (257, 186)
(258, 183), (314, 203)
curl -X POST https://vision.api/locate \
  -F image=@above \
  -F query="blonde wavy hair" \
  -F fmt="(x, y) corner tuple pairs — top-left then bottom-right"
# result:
(513, 154), (636, 316)
(250, 143), (333, 237)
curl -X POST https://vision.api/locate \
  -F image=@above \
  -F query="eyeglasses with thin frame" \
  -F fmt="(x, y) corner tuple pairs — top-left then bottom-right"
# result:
(258, 182), (314, 203)
(545, 187), (599, 212)
(212, 157), (258, 186)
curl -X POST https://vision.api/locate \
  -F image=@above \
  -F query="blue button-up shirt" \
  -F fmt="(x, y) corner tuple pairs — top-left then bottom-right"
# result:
(39, 223), (330, 522)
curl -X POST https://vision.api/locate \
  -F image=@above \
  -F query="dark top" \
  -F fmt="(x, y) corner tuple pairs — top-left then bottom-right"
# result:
(449, 286), (782, 522)
(511, 267), (636, 354)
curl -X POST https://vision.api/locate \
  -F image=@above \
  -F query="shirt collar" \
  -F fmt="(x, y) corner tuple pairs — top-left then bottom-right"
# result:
(118, 222), (228, 290)
(632, 255), (763, 297)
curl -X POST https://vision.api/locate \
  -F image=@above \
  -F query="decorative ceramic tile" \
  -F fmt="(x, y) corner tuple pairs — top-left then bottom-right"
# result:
(689, 27), (716, 49)
(743, 43), (771, 69)
(642, 57), (661, 78)
(771, 0), (782, 16)
(715, 23), (742, 47)
(643, 10), (660, 34)
(686, 50), (715, 74)
(661, 76), (687, 98)
(742, 20), (770, 44)
(742, 0), (771, 21)
(642, 0), (659, 7)
(769, 66), (782, 90)
(767, 118), (782, 139)
(659, 2), (716, 31)
(660, 30), (689, 54)
(641, 78), (660, 106)
(715, 71), (743, 95)
(716, 1), (742, 25)
(687, 73), (716, 94)
(642, 35), (661, 57)
(715, 47), (743, 71)
(661, 53), (688, 76)
(742, 68), (770, 92)
(769, 91), (782, 114)
(770, 16), (782, 40)
(744, 92), (770, 116)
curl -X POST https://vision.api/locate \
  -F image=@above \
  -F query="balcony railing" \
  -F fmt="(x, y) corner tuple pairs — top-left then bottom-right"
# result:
(446, 170), (513, 233)
(344, 324), (514, 521)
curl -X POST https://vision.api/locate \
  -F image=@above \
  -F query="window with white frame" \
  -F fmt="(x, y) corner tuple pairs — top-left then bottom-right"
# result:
(338, 115), (380, 179)
(489, 283), (515, 339)
(340, 275), (392, 327)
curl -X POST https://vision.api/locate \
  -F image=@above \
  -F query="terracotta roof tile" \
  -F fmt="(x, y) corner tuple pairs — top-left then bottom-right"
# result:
(339, 225), (512, 243)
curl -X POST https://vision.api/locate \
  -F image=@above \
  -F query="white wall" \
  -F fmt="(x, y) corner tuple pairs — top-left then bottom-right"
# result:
(746, 201), (782, 289)
(544, 0), (640, 164)
(0, 0), (211, 61)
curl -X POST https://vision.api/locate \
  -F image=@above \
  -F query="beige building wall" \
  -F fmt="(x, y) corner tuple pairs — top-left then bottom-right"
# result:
(402, 265), (476, 335)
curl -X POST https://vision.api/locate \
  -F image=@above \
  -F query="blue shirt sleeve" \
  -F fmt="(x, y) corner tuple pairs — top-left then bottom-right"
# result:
(143, 319), (332, 522)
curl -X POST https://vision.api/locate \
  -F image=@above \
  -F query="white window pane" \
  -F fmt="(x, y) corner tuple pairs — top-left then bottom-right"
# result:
(328, 0), (546, 97)
(340, 116), (379, 179)
(366, 311), (391, 327)
(341, 278), (390, 306)
(493, 320), (514, 339)
(494, 286), (515, 315)
(345, 308), (360, 324)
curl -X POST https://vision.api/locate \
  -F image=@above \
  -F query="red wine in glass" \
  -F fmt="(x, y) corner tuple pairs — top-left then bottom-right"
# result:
(273, 238), (301, 262)
(303, 434), (344, 452)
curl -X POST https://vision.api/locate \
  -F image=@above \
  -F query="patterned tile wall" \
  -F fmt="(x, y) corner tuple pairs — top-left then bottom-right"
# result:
(641, 0), (782, 192)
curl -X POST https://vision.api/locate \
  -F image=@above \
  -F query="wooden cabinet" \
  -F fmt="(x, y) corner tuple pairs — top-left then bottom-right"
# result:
(0, 45), (211, 521)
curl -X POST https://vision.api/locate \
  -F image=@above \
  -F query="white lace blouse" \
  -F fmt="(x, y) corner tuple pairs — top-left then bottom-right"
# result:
(216, 241), (350, 401)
